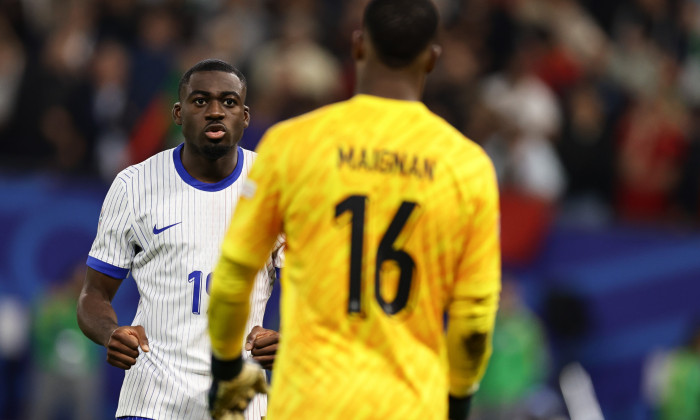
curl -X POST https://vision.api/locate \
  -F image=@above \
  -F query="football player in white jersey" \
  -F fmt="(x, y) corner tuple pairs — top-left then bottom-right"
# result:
(77, 59), (280, 420)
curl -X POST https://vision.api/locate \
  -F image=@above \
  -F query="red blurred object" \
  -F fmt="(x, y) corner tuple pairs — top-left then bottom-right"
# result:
(535, 47), (582, 95)
(500, 189), (555, 265)
(128, 94), (170, 165)
(614, 100), (687, 222)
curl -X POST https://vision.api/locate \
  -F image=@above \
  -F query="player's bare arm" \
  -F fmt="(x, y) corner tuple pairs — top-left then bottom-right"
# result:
(245, 325), (279, 370)
(77, 267), (150, 370)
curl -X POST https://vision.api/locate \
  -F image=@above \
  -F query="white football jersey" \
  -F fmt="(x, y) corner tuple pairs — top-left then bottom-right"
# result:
(88, 144), (277, 420)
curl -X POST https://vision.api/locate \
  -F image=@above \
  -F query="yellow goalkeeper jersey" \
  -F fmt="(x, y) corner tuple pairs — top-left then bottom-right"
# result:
(219, 94), (501, 419)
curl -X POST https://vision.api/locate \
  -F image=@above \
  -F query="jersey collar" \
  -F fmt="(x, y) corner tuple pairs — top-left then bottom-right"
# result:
(172, 143), (244, 192)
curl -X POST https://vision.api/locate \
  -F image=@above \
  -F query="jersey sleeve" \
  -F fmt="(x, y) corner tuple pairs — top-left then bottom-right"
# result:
(447, 152), (501, 396)
(272, 234), (286, 269)
(219, 130), (285, 270)
(86, 176), (135, 280)
(454, 152), (501, 298)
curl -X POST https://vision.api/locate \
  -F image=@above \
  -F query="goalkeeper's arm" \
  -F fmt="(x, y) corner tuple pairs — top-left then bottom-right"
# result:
(209, 252), (259, 360)
(208, 253), (266, 419)
(446, 292), (499, 420)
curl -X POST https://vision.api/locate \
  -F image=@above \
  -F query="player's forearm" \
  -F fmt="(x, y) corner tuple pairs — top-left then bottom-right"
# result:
(77, 290), (120, 347)
(446, 292), (499, 397)
(209, 255), (259, 360)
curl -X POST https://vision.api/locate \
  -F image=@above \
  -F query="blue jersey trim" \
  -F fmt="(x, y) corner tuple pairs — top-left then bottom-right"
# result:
(117, 417), (154, 420)
(173, 143), (244, 192)
(86, 256), (130, 279)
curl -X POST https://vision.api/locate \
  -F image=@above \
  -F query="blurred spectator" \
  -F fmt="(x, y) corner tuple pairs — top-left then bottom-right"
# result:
(38, 0), (96, 173)
(94, 0), (140, 47)
(1, 0), (96, 173)
(325, 0), (371, 100)
(0, 296), (30, 420)
(678, 0), (700, 108)
(472, 277), (561, 420)
(424, 26), (482, 134)
(676, 111), (700, 222)
(556, 79), (616, 225)
(614, 89), (688, 222)
(644, 323), (700, 420)
(515, 0), (609, 92)
(0, 16), (26, 133)
(125, 5), (181, 165)
(90, 39), (133, 181)
(196, 0), (268, 65)
(26, 263), (101, 420)
(247, 10), (343, 121)
(479, 30), (567, 203)
(128, 5), (178, 112)
(610, 0), (685, 58)
(606, 19), (665, 99)
(542, 287), (591, 374)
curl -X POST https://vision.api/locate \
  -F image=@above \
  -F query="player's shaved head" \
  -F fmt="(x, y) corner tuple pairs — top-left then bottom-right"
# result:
(178, 58), (247, 100)
(363, 0), (439, 68)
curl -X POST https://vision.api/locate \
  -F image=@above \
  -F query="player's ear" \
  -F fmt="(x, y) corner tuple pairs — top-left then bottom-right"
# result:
(351, 30), (365, 62)
(425, 44), (441, 74)
(243, 105), (250, 128)
(173, 102), (182, 125)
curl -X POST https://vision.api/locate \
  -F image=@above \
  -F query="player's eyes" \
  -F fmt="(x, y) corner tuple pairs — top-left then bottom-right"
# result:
(193, 98), (206, 106)
(223, 98), (237, 106)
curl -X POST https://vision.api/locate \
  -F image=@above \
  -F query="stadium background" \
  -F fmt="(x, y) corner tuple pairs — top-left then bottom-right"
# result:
(1, 0), (699, 419)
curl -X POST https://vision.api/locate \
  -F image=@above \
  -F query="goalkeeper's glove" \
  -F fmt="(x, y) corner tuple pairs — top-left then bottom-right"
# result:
(209, 355), (268, 420)
(449, 394), (473, 420)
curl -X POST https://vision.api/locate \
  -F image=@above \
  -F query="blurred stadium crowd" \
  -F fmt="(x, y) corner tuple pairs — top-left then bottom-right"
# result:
(1, 0), (700, 225)
(1, 0), (700, 419)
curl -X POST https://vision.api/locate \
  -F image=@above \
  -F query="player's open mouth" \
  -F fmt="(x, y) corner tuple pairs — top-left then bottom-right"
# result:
(205, 124), (226, 139)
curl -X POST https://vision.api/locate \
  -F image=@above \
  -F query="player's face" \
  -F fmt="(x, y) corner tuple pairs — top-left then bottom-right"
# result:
(174, 71), (250, 160)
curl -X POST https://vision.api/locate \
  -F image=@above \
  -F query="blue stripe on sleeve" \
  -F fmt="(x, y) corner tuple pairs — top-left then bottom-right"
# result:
(86, 256), (130, 279)
(117, 417), (154, 420)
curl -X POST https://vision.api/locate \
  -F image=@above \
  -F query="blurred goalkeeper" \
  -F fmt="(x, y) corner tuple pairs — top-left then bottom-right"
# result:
(207, 0), (501, 419)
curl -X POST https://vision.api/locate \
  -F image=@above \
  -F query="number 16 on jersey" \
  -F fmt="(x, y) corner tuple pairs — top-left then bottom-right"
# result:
(335, 195), (419, 317)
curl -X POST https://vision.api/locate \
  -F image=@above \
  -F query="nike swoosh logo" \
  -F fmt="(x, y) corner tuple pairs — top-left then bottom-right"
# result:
(153, 222), (181, 235)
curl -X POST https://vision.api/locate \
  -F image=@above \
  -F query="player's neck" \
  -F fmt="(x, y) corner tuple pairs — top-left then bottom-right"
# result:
(355, 62), (426, 102)
(180, 146), (238, 183)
